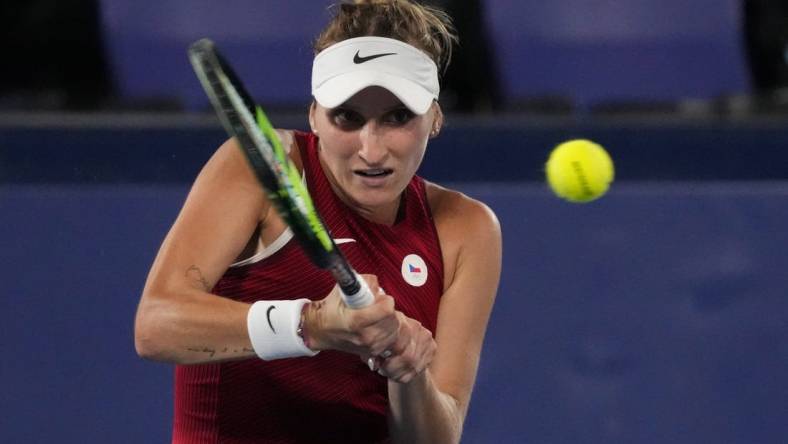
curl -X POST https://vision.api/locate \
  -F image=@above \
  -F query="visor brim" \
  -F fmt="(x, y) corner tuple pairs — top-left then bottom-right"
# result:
(313, 71), (434, 115)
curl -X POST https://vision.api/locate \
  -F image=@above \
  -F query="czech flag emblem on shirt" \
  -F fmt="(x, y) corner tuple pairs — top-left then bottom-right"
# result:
(401, 254), (428, 287)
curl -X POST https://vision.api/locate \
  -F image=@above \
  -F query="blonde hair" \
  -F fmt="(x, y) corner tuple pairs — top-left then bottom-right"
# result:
(314, 0), (457, 76)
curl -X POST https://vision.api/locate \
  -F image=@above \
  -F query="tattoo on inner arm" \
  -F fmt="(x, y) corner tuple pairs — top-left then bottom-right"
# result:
(186, 346), (255, 358)
(182, 266), (255, 359)
(185, 265), (211, 291)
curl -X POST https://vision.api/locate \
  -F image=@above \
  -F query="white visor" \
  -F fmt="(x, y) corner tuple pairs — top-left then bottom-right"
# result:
(312, 37), (440, 115)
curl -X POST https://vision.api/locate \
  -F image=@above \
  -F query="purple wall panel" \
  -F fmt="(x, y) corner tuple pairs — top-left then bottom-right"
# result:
(483, 0), (750, 106)
(100, 1), (751, 108)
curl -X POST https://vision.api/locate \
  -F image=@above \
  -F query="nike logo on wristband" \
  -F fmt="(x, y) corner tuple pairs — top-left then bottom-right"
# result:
(266, 305), (276, 333)
(353, 51), (397, 64)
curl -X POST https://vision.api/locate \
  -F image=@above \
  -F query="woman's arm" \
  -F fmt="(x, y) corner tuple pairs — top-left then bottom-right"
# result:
(135, 134), (412, 365)
(388, 188), (503, 444)
(134, 137), (270, 363)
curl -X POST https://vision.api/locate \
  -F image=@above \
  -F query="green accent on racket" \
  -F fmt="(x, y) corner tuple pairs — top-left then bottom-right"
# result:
(254, 106), (334, 253)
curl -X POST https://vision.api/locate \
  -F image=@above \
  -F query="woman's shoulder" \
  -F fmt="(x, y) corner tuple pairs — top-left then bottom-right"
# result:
(276, 129), (301, 166)
(424, 180), (501, 245)
(204, 130), (299, 181)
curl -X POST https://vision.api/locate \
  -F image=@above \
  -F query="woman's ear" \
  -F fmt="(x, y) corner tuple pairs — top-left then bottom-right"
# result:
(308, 101), (318, 135)
(430, 102), (444, 138)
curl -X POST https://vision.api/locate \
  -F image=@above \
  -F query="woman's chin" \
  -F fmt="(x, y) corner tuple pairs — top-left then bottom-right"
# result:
(344, 187), (400, 214)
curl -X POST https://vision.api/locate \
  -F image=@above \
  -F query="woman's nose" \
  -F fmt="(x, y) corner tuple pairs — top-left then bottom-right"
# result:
(357, 123), (388, 165)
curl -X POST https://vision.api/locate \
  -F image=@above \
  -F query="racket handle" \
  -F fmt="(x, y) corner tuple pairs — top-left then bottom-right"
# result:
(340, 272), (375, 308)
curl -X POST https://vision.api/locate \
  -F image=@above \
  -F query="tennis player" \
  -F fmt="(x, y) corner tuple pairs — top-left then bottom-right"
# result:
(135, 1), (501, 442)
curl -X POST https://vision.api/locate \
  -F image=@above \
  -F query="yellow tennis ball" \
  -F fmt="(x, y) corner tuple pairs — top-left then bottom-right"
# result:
(545, 139), (614, 203)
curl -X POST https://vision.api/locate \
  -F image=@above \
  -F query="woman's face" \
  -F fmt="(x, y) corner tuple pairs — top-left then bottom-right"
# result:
(309, 86), (441, 222)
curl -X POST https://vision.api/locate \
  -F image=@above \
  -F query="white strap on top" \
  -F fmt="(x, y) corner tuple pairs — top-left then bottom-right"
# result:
(230, 133), (300, 268)
(230, 228), (294, 268)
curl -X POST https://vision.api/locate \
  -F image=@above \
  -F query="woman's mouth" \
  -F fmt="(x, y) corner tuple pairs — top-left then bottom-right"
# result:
(354, 168), (393, 178)
(353, 168), (394, 186)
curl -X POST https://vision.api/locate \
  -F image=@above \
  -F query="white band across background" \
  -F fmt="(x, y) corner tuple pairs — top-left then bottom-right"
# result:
(312, 37), (440, 114)
(247, 299), (318, 360)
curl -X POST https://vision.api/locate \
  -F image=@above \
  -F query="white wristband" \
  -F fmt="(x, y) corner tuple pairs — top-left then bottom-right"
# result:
(247, 299), (318, 360)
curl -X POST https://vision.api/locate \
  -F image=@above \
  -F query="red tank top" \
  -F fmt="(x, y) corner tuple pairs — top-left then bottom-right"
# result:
(172, 131), (444, 443)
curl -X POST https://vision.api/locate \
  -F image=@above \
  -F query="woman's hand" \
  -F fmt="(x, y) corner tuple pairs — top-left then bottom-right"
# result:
(366, 312), (437, 384)
(304, 274), (400, 357)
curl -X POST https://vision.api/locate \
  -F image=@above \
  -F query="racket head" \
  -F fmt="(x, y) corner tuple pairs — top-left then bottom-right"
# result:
(188, 38), (336, 268)
(188, 39), (372, 307)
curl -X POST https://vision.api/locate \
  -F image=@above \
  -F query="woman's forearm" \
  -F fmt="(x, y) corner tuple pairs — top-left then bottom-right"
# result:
(134, 288), (255, 364)
(387, 370), (464, 444)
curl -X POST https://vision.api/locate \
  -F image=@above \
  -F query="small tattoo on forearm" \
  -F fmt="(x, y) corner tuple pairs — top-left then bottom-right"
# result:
(186, 346), (255, 358)
(186, 346), (217, 358)
(185, 265), (211, 291)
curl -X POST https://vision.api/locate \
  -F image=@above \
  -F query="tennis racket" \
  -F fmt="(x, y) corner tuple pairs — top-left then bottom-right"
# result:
(188, 38), (374, 309)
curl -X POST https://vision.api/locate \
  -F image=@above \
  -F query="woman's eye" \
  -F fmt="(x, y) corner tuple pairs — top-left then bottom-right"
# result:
(331, 109), (364, 128)
(385, 108), (414, 125)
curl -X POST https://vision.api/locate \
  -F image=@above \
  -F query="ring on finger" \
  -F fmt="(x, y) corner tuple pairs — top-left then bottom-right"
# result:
(380, 349), (393, 359)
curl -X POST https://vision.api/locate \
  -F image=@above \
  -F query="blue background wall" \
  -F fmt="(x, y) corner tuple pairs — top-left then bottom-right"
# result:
(4, 118), (788, 183)
(2, 120), (787, 443)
